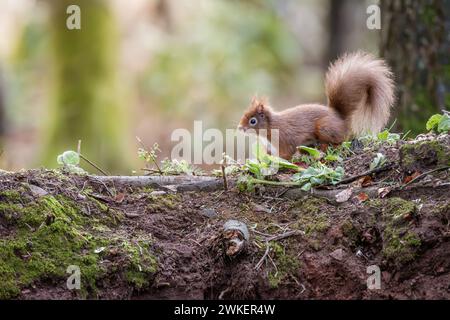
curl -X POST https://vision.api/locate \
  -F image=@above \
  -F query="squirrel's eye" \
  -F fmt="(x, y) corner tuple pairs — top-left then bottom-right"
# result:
(249, 117), (258, 126)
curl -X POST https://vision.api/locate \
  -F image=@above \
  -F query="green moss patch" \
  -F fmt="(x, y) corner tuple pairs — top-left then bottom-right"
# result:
(380, 198), (421, 267)
(400, 139), (450, 172)
(0, 189), (157, 299)
(146, 193), (180, 213)
(267, 242), (300, 289)
(340, 219), (360, 244)
(289, 197), (330, 236)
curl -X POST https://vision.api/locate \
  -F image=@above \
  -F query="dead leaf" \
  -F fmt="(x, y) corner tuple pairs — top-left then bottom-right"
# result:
(335, 188), (353, 203)
(114, 192), (125, 203)
(29, 184), (49, 197)
(94, 247), (106, 254)
(252, 203), (271, 214)
(403, 171), (421, 184)
(352, 176), (373, 188)
(360, 176), (373, 187)
(378, 187), (391, 198)
(355, 192), (369, 203)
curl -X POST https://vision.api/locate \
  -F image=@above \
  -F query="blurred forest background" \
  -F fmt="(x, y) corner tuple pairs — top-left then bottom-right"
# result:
(0, 0), (448, 173)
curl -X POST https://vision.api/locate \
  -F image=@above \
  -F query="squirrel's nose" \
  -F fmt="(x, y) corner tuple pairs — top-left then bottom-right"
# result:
(237, 125), (246, 132)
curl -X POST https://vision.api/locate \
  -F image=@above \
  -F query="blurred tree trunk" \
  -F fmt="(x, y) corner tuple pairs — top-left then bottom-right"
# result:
(44, 0), (128, 172)
(327, 0), (367, 65)
(327, 0), (351, 63)
(154, 0), (173, 32)
(380, 0), (450, 134)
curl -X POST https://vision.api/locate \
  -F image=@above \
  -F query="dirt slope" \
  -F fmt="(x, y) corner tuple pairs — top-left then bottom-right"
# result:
(0, 134), (449, 300)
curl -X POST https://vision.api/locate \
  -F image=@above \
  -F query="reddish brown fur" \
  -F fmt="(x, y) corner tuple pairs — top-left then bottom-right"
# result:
(238, 51), (395, 160)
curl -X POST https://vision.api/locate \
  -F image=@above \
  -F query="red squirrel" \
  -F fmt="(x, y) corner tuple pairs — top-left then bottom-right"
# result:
(237, 51), (395, 160)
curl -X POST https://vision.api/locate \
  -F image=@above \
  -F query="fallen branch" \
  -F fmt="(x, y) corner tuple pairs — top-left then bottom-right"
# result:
(255, 244), (271, 270)
(266, 230), (304, 242)
(332, 163), (394, 186)
(124, 212), (142, 218)
(80, 154), (109, 176)
(283, 186), (380, 203)
(399, 166), (450, 190)
(76, 140), (109, 176)
(90, 175), (223, 192)
(221, 154), (228, 191)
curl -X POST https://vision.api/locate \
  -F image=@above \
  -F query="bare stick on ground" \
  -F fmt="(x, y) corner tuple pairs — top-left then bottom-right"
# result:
(255, 230), (304, 270)
(332, 163), (394, 186)
(221, 154), (228, 191)
(79, 154), (109, 176)
(76, 139), (109, 176)
(400, 166), (450, 189)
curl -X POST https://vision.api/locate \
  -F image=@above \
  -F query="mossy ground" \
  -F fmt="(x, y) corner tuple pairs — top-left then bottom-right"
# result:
(0, 186), (158, 299)
(400, 137), (450, 171)
(366, 197), (422, 267)
(289, 197), (330, 236)
(267, 242), (300, 289)
(146, 193), (180, 213)
(0, 165), (448, 299)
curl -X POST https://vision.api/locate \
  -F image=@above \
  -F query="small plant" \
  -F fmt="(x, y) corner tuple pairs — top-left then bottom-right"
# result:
(160, 159), (203, 176)
(358, 120), (401, 146)
(236, 174), (256, 192)
(291, 163), (344, 191)
(426, 113), (450, 133)
(298, 146), (322, 160)
(56, 150), (86, 174)
(237, 161), (344, 192)
(376, 129), (401, 143)
(212, 154), (242, 177)
(137, 137), (163, 174)
(137, 137), (202, 176)
(324, 143), (352, 163)
(359, 130), (400, 146)
(292, 153), (314, 166)
(244, 142), (299, 179)
(137, 141), (162, 174)
(294, 143), (351, 165)
(370, 153), (386, 170)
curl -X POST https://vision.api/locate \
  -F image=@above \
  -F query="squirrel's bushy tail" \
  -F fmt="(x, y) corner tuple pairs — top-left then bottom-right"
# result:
(325, 51), (395, 136)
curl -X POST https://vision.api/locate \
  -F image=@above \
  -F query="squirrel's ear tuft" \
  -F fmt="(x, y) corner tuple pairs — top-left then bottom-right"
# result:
(249, 95), (271, 119)
(256, 103), (265, 115)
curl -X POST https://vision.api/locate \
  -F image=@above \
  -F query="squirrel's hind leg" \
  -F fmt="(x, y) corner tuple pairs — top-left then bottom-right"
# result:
(314, 115), (347, 145)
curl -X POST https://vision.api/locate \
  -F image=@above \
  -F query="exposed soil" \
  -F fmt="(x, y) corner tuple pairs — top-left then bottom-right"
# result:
(0, 134), (449, 300)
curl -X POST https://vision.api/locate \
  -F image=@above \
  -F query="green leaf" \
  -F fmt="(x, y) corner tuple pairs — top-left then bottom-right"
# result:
(426, 114), (443, 131)
(377, 130), (389, 141)
(370, 153), (386, 170)
(324, 154), (342, 162)
(65, 164), (87, 175)
(298, 146), (322, 159)
(57, 154), (64, 165)
(58, 151), (80, 166)
(310, 177), (324, 185)
(301, 182), (312, 191)
(335, 166), (345, 176)
(377, 130), (400, 143)
(437, 114), (450, 132)
(276, 158), (300, 170)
